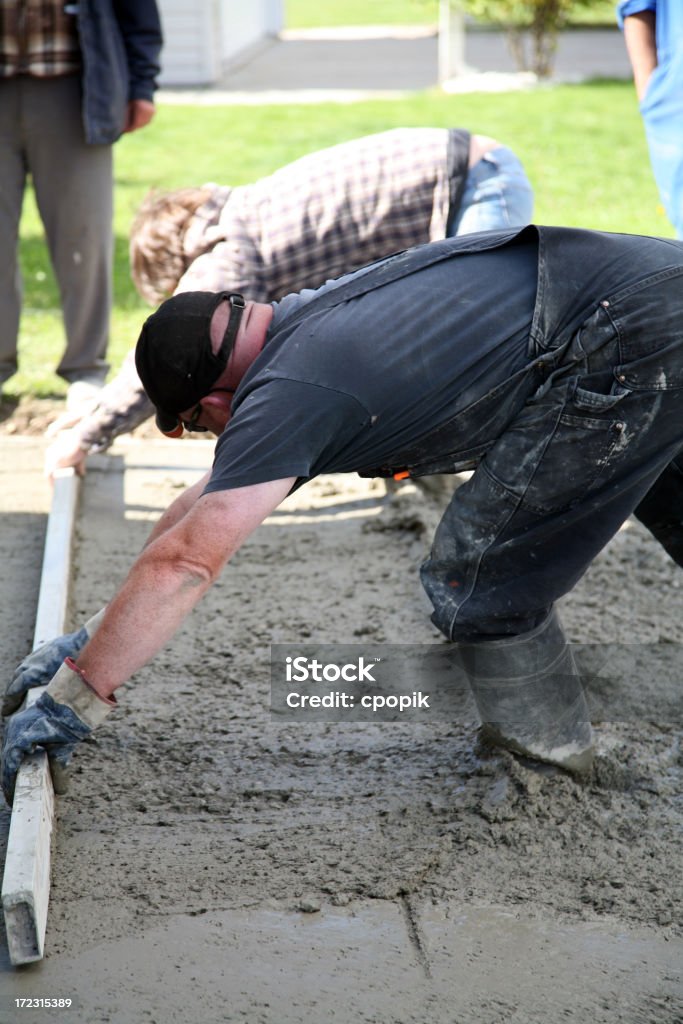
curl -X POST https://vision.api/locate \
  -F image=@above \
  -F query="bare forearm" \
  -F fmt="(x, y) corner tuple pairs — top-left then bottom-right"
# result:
(623, 11), (657, 101)
(76, 548), (214, 695)
(82, 482), (221, 690)
(73, 477), (296, 697)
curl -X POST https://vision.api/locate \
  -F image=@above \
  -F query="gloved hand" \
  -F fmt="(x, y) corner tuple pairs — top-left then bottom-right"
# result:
(1, 658), (115, 804)
(2, 607), (106, 717)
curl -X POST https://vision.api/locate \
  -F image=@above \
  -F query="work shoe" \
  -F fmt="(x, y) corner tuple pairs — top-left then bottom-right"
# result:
(458, 611), (594, 775)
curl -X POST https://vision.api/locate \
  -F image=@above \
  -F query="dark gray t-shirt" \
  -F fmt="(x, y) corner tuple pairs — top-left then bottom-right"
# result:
(204, 239), (539, 494)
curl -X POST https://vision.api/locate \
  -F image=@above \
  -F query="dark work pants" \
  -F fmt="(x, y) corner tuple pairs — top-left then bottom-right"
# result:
(421, 262), (683, 641)
(634, 450), (683, 566)
(0, 75), (112, 384)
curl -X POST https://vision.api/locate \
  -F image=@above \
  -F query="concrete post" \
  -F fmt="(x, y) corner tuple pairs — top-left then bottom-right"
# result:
(438, 0), (467, 83)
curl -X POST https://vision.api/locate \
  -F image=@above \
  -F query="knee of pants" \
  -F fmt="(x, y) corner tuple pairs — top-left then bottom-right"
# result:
(420, 557), (547, 642)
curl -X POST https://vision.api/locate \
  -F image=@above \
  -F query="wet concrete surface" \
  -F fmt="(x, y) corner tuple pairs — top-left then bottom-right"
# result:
(0, 437), (681, 1023)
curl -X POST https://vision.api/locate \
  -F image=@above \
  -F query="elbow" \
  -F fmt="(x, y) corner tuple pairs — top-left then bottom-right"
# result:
(143, 496), (237, 592)
(173, 556), (221, 592)
(143, 535), (227, 595)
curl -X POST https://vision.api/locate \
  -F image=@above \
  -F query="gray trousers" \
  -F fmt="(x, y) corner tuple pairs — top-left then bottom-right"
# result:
(0, 74), (112, 384)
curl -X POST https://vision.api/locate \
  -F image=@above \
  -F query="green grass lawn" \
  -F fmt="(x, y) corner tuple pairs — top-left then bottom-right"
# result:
(286, 1), (439, 29)
(10, 80), (667, 398)
(284, 1), (617, 29)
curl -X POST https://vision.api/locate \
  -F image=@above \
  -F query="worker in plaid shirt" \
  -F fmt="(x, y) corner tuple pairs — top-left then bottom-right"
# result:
(45, 126), (534, 475)
(0, 0), (162, 405)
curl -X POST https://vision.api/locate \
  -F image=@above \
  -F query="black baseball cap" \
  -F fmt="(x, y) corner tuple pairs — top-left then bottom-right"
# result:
(135, 291), (245, 436)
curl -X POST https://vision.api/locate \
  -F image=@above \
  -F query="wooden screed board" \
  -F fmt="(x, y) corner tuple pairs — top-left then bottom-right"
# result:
(2, 468), (81, 965)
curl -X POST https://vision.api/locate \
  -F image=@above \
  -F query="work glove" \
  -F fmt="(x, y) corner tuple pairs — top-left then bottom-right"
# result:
(2, 607), (106, 717)
(1, 658), (115, 805)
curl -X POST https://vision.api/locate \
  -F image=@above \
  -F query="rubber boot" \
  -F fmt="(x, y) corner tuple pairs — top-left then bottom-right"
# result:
(458, 611), (594, 774)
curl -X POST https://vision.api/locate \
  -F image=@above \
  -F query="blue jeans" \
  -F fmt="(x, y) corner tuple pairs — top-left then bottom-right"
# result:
(449, 146), (534, 235)
(421, 262), (683, 641)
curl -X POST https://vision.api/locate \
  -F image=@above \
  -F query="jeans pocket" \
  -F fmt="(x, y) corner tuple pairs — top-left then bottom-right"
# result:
(572, 383), (630, 412)
(487, 381), (629, 515)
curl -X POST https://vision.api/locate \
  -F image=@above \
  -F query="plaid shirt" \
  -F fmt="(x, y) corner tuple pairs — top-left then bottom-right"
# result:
(74, 129), (470, 451)
(0, 0), (81, 77)
(177, 129), (466, 303)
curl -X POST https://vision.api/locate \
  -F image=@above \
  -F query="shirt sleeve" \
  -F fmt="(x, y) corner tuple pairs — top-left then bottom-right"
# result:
(616, 0), (657, 30)
(176, 194), (267, 300)
(77, 350), (153, 452)
(203, 378), (370, 494)
(113, 0), (163, 100)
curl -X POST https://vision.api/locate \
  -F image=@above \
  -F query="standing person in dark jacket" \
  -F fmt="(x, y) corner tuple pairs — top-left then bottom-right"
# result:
(0, 0), (163, 404)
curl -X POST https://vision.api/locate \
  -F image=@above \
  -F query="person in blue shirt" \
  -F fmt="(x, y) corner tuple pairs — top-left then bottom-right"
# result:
(618, 0), (683, 237)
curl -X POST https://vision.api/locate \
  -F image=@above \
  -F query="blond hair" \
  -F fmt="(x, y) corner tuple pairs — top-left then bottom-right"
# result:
(129, 187), (213, 305)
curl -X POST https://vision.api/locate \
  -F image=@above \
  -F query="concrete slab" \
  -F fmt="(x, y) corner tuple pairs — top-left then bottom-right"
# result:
(1, 436), (681, 1024)
(1, 900), (680, 1023)
(416, 901), (683, 1022)
(0, 902), (420, 1024)
(0, 439), (52, 675)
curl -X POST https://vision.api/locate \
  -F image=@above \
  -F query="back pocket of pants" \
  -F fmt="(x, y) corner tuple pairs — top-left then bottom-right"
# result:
(487, 383), (628, 515)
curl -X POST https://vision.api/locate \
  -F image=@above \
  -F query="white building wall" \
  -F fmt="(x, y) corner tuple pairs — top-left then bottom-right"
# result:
(157, 0), (284, 87)
(222, 0), (282, 63)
